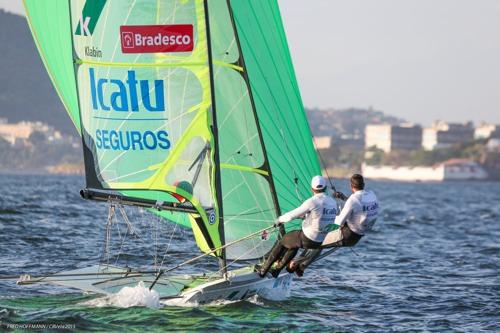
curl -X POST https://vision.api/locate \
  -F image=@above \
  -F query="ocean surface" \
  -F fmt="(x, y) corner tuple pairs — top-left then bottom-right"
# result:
(0, 174), (499, 332)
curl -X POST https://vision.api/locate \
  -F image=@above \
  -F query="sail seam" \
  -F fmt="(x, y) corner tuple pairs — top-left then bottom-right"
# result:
(75, 59), (242, 71)
(220, 163), (269, 176)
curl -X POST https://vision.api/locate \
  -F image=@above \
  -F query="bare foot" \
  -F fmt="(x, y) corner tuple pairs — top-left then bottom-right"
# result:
(286, 261), (297, 273)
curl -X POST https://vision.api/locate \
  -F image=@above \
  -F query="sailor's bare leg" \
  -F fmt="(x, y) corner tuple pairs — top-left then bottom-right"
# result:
(272, 248), (299, 277)
(258, 241), (286, 277)
(259, 230), (302, 277)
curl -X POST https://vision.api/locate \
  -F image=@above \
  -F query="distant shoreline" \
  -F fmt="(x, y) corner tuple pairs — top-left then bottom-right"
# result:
(0, 170), (85, 178)
(0, 171), (496, 184)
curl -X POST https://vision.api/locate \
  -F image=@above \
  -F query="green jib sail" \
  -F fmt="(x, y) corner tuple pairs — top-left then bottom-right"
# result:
(24, 0), (321, 261)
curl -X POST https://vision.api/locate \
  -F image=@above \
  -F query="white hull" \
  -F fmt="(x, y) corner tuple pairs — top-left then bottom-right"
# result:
(17, 265), (293, 305)
(174, 270), (293, 304)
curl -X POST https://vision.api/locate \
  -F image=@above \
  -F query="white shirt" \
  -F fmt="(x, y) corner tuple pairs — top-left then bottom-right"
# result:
(334, 189), (379, 235)
(278, 192), (337, 242)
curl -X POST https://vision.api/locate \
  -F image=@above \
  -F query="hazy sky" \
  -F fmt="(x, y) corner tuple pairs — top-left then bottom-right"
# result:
(2, 0), (499, 125)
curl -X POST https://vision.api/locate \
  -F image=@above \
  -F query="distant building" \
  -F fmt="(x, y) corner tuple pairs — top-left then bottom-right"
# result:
(0, 120), (64, 146)
(422, 121), (474, 151)
(0, 121), (37, 145)
(362, 159), (488, 181)
(365, 124), (422, 153)
(475, 123), (500, 139)
(313, 136), (333, 150)
(487, 138), (500, 152)
(338, 133), (364, 148)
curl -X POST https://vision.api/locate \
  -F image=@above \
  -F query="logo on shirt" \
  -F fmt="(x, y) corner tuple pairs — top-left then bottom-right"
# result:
(322, 208), (336, 215)
(363, 202), (379, 218)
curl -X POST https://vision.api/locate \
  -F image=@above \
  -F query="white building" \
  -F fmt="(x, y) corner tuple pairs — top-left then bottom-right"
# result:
(422, 121), (474, 151)
(475, 123), (500, 139)
(487, 138), (500, 152)
(0, 120), (63, 146)
(362, 159), (488, 181)
(365, 124), (422, 153)
(313, 136), (332, 150)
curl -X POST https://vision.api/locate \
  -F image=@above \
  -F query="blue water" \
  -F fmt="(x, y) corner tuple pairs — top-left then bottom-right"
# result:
(0, 174), (499, 332)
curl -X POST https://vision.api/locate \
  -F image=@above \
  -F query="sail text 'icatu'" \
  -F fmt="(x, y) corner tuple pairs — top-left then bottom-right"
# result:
(89, 67), (171, 152)
(84, 23), (195, 153)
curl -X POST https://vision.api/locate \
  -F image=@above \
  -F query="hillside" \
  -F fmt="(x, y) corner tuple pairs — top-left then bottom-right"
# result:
(307, 107), (404, 138)
(0, 9), (404, 140)
(0, 9), (406, 175)
(0, 10), (76, 135)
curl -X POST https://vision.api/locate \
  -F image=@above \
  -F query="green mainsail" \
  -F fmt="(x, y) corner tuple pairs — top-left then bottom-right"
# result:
(24, 0), (321, 262)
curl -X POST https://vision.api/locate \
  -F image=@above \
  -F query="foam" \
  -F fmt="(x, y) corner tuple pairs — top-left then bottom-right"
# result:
(81, 281), (161, 309)
(161, 296), (243, 307)
(257, 284), (290, 301)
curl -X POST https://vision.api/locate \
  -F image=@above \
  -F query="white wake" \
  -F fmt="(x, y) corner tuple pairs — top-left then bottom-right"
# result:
(81, 281), (161, 309)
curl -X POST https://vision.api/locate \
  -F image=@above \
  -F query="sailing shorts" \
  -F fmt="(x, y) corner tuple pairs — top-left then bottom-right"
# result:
(281, 230), (323, 250)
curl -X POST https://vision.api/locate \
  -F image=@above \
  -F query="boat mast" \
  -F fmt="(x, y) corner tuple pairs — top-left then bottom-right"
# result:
(203, 0), (227, 274)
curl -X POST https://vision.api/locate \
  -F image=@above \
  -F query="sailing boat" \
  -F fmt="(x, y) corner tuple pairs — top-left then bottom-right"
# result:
(19, 0), (323, 304)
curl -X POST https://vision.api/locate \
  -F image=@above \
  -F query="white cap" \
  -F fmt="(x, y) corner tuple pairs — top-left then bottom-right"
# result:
(311, 175), (327, 190)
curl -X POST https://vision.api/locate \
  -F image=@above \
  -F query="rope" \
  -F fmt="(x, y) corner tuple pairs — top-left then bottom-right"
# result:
(156, 225), (278, 276)
(113, 205), (138, 266)
(314, 138), (338, 194)
(114, 220), (128, 266)
(101, 204), (115, 267)
(153, 214), (159, 269)
(214, 240), (265, 275)
(311, 247), (341, 264)
(158, 222), (179, 272)
(279, 128), (303, 202)
(5, 226), (281, 283)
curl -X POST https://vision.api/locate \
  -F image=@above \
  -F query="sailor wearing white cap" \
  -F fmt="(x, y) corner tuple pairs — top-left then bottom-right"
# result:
(257, 175), (337, 278)
(288, 174), (379, 277)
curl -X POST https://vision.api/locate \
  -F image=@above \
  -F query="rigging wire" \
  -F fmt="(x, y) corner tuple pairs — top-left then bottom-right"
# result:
(153, 213), (159, 269)
(314, 141), (345, 215)
(112, 204), (134, 267)
(279, 123), (303, 202)
(101, 204), (115, 268)
(315, 143), (338, 194)
(114, 229), (129, 267)
(150, 225), (278, 276)
(215, 241), (264, 275)
(157, 221), (179, 273)
(4, 224), (282, 283)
